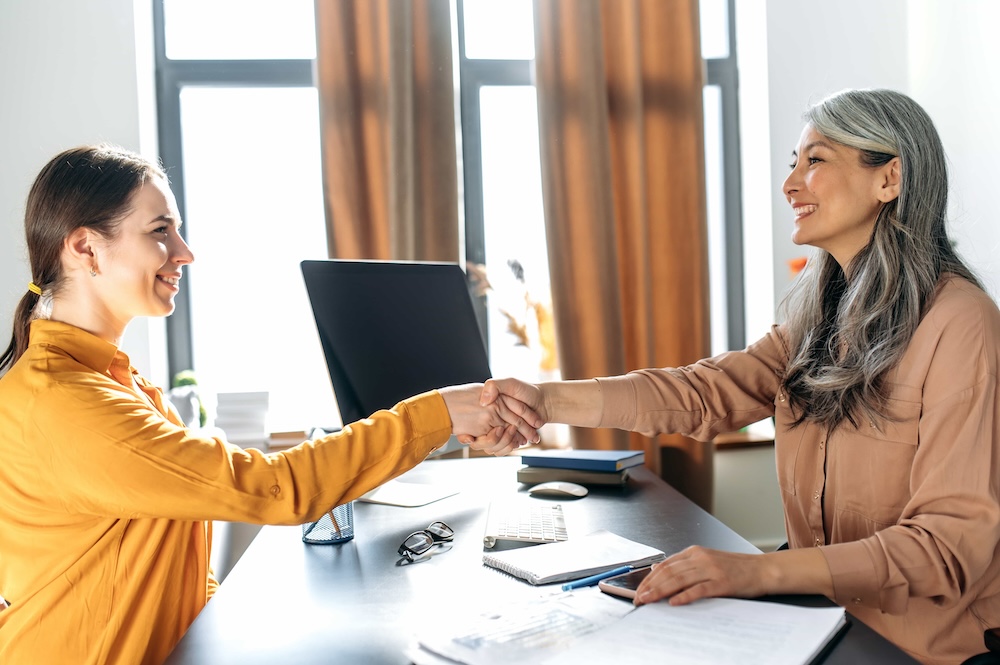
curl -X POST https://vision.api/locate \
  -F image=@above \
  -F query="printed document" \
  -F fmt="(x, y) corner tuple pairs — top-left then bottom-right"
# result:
(414, 587), (634, 665)
(541, 597), (847, 665)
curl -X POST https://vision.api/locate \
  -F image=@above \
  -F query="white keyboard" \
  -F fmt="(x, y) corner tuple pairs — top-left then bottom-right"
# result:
(483, 501), (569, 548)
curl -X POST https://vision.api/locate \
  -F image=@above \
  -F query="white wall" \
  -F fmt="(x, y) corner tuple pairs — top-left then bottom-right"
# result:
(909, 0), (1000, 298)
(0, 0), (164, 383)
(739, 0), (1000, 320)
(737, 0), (909, 324)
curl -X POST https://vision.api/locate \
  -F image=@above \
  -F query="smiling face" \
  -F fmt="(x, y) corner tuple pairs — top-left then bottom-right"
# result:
(54, 174), (196, 343)
(96, 175), (194, 323)
(783, 124), (900, 268)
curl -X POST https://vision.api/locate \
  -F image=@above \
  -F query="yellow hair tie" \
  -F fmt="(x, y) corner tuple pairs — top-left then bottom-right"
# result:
(27, 282), (42, 296)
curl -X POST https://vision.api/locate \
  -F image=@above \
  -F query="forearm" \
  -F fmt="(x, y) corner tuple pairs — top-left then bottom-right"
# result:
(538, 379), (604, 428)
(763, 547), (834, 598)
(636, 543), (835, 607)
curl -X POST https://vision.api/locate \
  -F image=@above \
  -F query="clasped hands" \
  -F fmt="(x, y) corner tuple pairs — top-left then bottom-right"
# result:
(438, 378), (545, 456)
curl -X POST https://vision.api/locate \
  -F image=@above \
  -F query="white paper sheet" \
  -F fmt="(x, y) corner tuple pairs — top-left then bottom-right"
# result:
(540, 597), (847, 665)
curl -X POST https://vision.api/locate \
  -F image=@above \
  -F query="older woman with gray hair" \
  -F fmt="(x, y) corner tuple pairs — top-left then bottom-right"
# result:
(481, 88), (1000, 664)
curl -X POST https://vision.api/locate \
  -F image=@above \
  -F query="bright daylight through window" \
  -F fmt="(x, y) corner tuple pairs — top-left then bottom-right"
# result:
(156, 0), (739, 435)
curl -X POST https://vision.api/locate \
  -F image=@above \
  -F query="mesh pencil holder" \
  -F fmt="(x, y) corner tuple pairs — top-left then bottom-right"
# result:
(302, 502), (355, 545)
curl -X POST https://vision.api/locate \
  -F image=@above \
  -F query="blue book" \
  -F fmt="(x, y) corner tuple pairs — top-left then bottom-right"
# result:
(520, 449), (645, 472)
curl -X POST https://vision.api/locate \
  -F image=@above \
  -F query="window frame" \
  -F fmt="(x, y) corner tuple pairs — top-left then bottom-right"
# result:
(706, 0), (745, 350)
(453, 0), (534, 347)
(152, 0), (314, 379)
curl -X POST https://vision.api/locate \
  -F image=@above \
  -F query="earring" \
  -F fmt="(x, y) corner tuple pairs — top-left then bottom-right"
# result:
(90, 267), (97, 277)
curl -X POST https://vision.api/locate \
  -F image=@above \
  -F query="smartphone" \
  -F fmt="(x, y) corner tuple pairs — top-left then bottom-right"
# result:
(598, 566), (653, 600)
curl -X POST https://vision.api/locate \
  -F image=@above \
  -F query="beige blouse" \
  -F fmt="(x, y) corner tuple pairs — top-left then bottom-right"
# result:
(597, 276), (1000, 665)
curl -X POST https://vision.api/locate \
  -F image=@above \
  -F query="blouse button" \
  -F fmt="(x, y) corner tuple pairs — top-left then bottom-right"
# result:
(852, 597), (863, 605)
(270, 485), (281, 496)
(814, 536), (822, 546)
(813, 491), (820, 501)
(819, 440), (824, 450)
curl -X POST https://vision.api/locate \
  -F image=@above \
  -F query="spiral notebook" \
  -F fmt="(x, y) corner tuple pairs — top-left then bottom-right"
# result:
(482, 529), (666, 585)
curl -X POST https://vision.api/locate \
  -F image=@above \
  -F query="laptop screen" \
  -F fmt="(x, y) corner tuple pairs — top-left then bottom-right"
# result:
(300, 259), (492, 425)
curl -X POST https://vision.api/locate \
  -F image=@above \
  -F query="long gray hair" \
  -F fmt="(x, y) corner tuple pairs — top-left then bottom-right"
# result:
(780, 89), (979, 429)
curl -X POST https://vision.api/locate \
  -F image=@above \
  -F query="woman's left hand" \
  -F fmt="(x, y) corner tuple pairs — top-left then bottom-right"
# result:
(634, 546), (772, 606)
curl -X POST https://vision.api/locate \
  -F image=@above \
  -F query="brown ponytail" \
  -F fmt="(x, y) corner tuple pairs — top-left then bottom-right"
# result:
(0, 292), (41, 373)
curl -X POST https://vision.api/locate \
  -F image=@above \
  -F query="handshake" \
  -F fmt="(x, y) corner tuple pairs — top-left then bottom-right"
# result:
(438, 378), (546, 457)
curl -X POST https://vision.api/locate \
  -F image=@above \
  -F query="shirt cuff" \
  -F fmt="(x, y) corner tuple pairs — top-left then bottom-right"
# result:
(403, 391), (454, 454)
(821, 538), (904, 614)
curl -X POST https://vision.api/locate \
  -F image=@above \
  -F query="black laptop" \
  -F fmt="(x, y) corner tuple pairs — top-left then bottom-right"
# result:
(300, 260), (492, 436)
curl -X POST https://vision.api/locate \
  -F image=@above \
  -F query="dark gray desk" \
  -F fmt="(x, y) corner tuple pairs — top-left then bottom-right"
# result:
(165, 457), (917, 664)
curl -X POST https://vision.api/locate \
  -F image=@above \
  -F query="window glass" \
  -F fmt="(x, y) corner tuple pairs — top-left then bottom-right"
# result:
(703, 85), (728, 355)
(478, 85), (556, 381)
(699, 0), (730, 59)
(178, 86), (337, 431)
(463, 0), (535, 60)
(164, 0), (316, 60)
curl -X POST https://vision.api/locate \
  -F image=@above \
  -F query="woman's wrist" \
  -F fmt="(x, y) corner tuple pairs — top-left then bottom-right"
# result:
(538, 379), (602, 428)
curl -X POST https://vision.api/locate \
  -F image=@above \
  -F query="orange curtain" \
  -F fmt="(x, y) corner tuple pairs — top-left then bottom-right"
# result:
(314, 0), (459, 261)
(534, 0), (711, 505)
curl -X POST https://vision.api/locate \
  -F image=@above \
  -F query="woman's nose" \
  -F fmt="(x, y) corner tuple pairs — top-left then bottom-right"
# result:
(172, 233), (195, 265)
(783, 167), (801, 201)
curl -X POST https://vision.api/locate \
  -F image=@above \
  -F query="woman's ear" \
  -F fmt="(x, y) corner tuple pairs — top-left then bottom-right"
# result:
(63, 227), (97, 273)
(877, 157), (902, 203)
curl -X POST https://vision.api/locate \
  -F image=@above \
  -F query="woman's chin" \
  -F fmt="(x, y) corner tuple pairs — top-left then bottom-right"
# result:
(147, 299), (176, 318)
(790, 232), (808, 247)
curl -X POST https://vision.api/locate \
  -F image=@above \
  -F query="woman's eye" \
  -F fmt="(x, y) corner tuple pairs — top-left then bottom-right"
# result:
(153, 226), (169, 235)
(788, 161), (797, 170)
(808, 157), (822, 165)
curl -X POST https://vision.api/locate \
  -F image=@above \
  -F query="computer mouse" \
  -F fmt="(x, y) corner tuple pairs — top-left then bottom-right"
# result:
(527, 481), (589, 499)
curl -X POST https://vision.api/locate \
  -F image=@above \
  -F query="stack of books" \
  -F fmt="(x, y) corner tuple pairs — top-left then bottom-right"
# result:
(517, 449), (645, 487)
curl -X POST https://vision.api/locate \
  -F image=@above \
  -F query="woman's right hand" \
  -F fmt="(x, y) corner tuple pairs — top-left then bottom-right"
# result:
(439, 382), (542, 456)
(479, 378), (548, 424)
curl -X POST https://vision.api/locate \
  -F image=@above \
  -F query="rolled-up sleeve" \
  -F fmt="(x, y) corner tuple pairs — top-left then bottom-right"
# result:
(596, 325), (789, 440)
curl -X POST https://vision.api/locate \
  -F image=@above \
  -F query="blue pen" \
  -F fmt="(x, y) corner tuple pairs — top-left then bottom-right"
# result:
(561, 565), (632, 591)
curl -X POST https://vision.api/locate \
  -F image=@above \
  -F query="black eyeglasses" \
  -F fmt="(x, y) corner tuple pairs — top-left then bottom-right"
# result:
(398, 521), (455, 562)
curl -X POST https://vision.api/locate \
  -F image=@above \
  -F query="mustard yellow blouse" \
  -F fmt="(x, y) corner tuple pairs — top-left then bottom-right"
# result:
(0, 320), (451, 665)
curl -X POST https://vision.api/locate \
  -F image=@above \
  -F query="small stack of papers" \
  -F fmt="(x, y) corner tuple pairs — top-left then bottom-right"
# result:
(214, 391), (269, 449)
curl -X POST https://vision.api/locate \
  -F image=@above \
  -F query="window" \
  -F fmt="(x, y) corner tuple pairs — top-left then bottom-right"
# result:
(154, 0), (335, 432)
(456, 0), (553, 380)
(154, 0), (742, 432)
